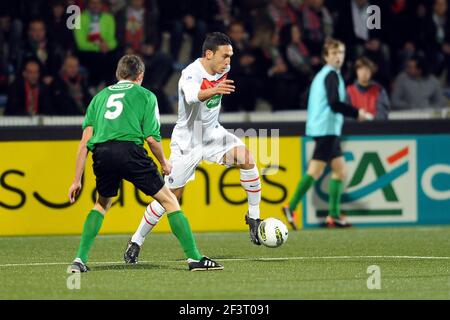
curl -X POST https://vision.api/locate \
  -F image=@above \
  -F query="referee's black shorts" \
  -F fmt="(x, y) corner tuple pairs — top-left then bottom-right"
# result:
(92, 141), (164, 198)
(312, 135), (343, 162)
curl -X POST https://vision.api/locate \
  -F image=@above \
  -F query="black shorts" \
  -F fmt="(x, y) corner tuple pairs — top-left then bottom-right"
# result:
(312, 135), (343, 162)
(92, 141), (164, 198)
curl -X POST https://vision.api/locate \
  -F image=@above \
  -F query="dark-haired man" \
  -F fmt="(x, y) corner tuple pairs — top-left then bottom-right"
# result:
(68, 54), (222, 272)
(5, 60), (52, 115)
(125, 33), (264, 263)
(392, 55), (445, 110)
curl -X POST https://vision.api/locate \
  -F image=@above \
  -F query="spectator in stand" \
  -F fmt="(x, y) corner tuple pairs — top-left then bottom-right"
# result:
(115, 0), (173, 113)
(279, 23), (318, 91)
(207, 0), (237, 33)
(20, 19), (64, 86)
(49, 55), (92, 115)
(47, 0), (77, 56)
(251, 26), (299, 110)
(74, 0), (119, 87)
(360, 38), (391, 89)
(265, 0), (299, 32)
(420, 0), (450, 84)
(224, 20), (262, 111)
(5, 60), (52, 115)
(298, 0), (333, 58)
(392, 54), (446, 110)
(386, 0), (421, 74)
(10, 0), (52, 27)
(0, 8), (23, 102)
(157, 0), (209, 62)
(106, 0), (127, 14)
(335, 0), (387, 62)
(347, 57), (390, 120)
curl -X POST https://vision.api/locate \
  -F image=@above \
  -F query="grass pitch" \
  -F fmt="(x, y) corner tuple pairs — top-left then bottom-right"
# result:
(1, 226), (450, 300)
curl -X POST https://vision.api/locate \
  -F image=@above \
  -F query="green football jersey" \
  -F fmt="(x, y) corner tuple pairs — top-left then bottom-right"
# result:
(82, 81), (161, 151)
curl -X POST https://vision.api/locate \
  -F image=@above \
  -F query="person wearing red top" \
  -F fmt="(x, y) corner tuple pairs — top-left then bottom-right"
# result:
(5, 60), (52, 115)
(346, 57), (390, 120)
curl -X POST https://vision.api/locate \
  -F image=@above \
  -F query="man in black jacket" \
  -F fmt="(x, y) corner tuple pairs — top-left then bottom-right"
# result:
(49, 55), (91, 115)
(5, 59), (52, 115)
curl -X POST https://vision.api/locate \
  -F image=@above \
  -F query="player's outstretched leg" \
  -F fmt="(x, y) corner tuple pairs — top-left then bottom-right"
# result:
(70, 196), (112, 273)
(228, 146), (262, 245)
(126, 186), (223, 271)
(124, 201), (166, 263)
(241, 167), (262, 245)
(167, 210), (223, 271)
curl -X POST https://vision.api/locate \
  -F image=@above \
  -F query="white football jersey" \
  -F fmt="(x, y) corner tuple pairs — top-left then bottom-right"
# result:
(172, 59), (230, 151)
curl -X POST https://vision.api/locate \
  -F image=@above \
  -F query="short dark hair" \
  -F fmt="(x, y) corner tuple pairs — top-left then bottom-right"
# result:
(22, 59), (40, 72)
(28, 19), (46, 30)
(410, 54), (430, 77)
(115, 55), (145, 81)
(202, 32), (232, 56)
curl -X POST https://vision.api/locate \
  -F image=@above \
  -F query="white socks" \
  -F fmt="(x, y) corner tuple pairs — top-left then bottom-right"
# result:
(131, 167), (261, 247)
(131, 201), (166, 246)
(240, 166), (261, 219)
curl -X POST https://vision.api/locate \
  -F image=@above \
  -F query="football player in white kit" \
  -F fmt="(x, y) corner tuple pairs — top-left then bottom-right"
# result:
(124, 32), (263, 264)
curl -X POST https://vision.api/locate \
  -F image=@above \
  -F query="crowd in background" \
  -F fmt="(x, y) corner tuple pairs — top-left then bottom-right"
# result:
(0, 0), (449, 118)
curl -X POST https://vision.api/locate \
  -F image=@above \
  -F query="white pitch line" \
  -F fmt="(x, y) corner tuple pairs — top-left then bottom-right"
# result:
(1, 255), (450, 268)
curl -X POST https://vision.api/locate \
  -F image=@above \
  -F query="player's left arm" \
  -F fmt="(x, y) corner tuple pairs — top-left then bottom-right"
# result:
(325, 71), (359, 118)
(142, 93), (171, 175)
(325, 71), (370, 121)
(68, 126), (93, 203)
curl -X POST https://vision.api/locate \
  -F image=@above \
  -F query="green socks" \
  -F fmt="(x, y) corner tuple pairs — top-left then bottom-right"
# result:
(76, 210), (104, 264)
(289, 174), (315, 211)
(289, 174), (343, 218)
(168, 210), (203, 261)
(328, 178), (343, 218)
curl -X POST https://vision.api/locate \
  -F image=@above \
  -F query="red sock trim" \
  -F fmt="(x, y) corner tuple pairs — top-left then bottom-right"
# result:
(240, 177), (260, 183)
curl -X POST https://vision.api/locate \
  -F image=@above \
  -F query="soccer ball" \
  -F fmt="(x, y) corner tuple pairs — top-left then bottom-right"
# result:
(257, 218), (289, 248)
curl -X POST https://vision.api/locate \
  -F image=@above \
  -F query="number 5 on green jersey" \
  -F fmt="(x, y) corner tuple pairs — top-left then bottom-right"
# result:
(105, 93), (125, 120)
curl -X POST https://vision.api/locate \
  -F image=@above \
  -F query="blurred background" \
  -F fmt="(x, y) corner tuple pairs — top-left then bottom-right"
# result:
(0, 0), (450, 118)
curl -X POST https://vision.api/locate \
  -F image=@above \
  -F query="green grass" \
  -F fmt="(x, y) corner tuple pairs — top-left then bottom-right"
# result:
(1, 227), (450, 299)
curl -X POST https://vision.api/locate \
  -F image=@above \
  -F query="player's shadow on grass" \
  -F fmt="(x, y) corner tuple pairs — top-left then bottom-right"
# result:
(92, 263), (183, 272)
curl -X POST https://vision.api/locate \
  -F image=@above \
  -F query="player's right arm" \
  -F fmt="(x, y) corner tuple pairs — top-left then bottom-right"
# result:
(68, 126), (93, 203)
(197, 79), (235, 102)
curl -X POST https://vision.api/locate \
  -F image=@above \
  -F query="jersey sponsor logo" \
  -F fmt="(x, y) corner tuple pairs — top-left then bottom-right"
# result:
(201, 73), (228, 109)
(206, 95), (222, 109)
(108, 83), (134, 91)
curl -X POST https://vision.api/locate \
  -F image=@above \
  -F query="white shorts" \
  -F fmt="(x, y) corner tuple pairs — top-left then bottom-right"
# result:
(165, 126), (245, 188)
